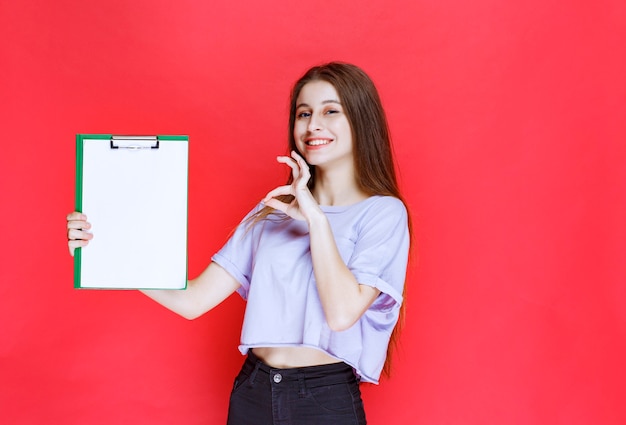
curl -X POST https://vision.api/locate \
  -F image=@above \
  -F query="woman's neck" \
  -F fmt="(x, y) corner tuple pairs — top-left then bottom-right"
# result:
(312, 166), (369, 207)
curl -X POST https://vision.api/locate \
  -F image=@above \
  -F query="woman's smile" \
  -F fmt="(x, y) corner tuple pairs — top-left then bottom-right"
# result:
(305, 138), (333, 148)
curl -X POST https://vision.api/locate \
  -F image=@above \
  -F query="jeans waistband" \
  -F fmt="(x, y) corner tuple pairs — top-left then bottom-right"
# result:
(243, 349), (357, 387)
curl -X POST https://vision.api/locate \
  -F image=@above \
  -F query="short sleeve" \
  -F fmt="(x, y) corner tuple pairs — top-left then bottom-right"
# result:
(211, 204), (264, 299)
(347, 197), (410, 311)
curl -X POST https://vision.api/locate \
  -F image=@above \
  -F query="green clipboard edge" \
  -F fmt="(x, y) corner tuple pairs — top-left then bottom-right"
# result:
(74, 134), (189, 290)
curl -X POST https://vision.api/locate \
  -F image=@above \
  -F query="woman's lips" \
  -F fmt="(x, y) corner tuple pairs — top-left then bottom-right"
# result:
(305, 139), (332, 147)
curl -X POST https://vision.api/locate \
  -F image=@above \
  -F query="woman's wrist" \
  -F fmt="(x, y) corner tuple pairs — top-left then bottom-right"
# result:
(305, 207), (328, 229)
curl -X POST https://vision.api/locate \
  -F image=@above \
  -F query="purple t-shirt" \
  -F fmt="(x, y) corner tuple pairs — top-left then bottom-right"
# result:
(212, 195), (409, 383)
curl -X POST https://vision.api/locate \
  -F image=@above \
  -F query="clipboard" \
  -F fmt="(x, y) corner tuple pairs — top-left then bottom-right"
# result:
(74, 134), (188, 289)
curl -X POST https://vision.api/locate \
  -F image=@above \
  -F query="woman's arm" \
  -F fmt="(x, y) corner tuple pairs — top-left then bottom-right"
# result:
(262, 153), (379, 332)
(306, 210), (380, 331)
(141, 262), (240, 320)
(67, 212), (241, 319)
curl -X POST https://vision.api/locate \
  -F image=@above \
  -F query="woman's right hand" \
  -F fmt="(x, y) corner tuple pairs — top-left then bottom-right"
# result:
(67, 212), (93, 256)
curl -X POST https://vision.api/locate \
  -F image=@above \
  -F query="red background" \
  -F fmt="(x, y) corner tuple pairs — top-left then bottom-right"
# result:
(1, 1), (625, 424)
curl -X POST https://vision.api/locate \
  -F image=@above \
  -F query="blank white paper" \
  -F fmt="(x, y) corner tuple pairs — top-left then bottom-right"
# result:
(79, 137), (188, 289)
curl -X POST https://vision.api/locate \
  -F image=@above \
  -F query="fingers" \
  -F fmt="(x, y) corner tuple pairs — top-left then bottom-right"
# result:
(67, 211), (92, 256)
(262, 198), (292, 214)
(262, 185), (296, 215)
(262, 185), (293, 203)
(67, 211), (87, 221)
(276, 155), (300, 180)
(284, 150), (308, 170)
(67, 214), (92, 238)
(68, 239), (90, 257)
(276, 152), (311, 186)
(67, 219), (90, 231)
(264, 152), (313, 222)
(68, 228), (94, 241)
(290, 151), (311, 185)
(67, 212), (90, 231)
(290, 150), (305, 162)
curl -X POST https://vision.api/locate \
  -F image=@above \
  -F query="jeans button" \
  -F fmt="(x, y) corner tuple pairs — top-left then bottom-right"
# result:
(273, 373), (282, 384)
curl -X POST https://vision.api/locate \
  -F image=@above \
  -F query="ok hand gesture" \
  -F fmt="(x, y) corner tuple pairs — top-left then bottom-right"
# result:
(262, 151), (321, 223)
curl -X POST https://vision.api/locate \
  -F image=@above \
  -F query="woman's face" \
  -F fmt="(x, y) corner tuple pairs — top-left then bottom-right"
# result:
(293, 80), (354, 170)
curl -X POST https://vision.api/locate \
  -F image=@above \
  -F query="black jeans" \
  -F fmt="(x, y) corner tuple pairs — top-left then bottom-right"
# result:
(227, 351), (367, 425)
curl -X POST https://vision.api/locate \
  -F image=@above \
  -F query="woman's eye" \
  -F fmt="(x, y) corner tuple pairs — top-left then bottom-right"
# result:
(325, 109), (339, 115)
(297, 111), (311, 118)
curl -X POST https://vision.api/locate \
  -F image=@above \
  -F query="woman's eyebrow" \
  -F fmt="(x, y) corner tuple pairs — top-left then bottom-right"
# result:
(296, 99), (342, 109)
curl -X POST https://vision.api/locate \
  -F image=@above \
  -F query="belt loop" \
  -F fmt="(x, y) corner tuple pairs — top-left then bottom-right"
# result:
(249, 360), (261, 387)
(298, 373), (306, 398)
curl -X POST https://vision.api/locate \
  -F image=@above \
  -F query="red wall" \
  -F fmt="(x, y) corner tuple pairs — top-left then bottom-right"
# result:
(1, 1), (624, 424)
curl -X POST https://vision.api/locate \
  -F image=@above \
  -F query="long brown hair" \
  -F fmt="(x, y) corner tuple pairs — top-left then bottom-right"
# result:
(255, 62), (411, 378)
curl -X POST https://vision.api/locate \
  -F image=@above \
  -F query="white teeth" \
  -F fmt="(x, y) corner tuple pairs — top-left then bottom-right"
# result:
(307, 139), (331, 146)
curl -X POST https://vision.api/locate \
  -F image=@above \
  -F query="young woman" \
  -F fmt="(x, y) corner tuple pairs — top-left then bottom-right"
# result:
(67, 62), (410, 425)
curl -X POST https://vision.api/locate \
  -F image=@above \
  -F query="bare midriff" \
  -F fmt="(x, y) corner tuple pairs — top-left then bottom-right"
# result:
(251, 346), (342, 369)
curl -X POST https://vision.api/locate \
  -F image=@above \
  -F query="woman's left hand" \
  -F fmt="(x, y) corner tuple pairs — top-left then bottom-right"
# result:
(262, 151), (321, 222)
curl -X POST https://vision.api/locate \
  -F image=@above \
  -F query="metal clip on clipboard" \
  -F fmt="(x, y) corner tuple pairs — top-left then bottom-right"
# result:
(110, 136), (160, 150)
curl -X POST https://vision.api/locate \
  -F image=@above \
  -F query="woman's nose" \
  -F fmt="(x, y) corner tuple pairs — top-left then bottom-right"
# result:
(307, 115), (322, 132)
